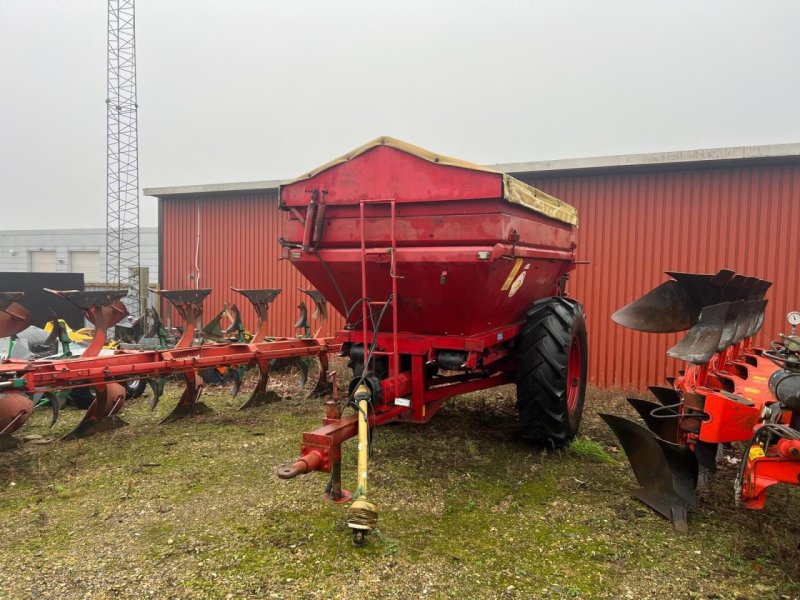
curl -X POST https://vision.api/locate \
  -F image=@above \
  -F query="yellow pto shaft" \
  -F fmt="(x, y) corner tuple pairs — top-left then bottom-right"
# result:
(347, 382), (378, 546)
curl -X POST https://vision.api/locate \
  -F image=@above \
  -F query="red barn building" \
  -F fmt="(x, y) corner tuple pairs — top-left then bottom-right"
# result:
(145, 141), (800, 389)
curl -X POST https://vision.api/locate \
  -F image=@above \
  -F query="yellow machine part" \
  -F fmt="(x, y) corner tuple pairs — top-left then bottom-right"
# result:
(43, 319), (119, 348)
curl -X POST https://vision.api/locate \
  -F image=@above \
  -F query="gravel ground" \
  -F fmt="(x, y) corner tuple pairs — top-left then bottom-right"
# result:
(0, 368), (798, 599)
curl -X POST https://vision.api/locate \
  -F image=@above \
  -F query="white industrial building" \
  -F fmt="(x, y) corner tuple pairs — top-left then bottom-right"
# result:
(0, 227), (158, 285)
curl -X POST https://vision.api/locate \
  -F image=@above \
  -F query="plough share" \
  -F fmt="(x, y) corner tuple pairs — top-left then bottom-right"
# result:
(0, 286), (335, 447)
(603, 269), (800, 530)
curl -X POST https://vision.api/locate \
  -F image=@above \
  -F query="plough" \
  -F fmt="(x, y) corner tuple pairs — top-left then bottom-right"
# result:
(0, 286), (335, 447)
(603, 270), (800, 530)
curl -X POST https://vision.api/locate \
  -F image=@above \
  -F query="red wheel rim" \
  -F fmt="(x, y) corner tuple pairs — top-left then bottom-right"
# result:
(566, 335), (581, 414)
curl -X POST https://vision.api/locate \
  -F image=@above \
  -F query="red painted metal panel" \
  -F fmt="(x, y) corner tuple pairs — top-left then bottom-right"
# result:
(278, 147), (575, 336)
(281, 145), (503, 206)
(159, 193), (345, 338)
(281, 201), (573, 249)
(159, 162), (800, 390)
(523, 163), (800, 390)
(290, 247), (570, 336)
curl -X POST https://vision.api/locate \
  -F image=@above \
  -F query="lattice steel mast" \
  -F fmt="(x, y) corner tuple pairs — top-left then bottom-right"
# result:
(106, 0), (140, 314)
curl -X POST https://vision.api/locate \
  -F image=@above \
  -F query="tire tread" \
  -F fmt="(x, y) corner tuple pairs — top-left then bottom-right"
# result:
(515, 296), (587, 448)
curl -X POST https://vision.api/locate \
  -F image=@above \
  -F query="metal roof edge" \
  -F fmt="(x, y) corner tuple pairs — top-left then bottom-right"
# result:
(144, 142), (800, 198)
(0, 226), (159, 235)
(143, 178), (286, 198)
(491, 142), (800, 176)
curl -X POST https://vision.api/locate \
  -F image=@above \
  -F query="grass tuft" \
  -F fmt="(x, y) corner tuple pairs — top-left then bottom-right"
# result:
(568, 436), (617, 464)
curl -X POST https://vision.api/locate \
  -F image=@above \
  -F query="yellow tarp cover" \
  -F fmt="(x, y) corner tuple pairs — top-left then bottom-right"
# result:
(285, 136), (578, 226)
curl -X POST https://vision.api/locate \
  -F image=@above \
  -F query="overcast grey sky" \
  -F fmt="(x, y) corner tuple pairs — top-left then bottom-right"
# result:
(1, 0), (798, 230)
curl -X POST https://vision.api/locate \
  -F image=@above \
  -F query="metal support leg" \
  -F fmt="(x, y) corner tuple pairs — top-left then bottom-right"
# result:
(62, 382), (128, 441)
(324, 458), (352, 503)
(308, 352), (333, 399)
(238, 360), (280, 410)
(161, 372), (211, 422)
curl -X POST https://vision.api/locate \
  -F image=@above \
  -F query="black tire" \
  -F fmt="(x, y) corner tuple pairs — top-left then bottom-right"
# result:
(68, 385), (96, 410)
(124, 379), (147, 400)
(516, 296), (588, 448)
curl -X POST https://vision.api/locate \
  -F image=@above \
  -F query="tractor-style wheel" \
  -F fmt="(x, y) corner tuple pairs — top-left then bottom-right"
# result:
(68, 385), (96, 410)
(516, 296), (588, 448)
(124, 379), (147, 400)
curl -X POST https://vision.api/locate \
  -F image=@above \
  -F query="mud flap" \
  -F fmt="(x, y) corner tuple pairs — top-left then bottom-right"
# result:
(600, 413), (698, 531)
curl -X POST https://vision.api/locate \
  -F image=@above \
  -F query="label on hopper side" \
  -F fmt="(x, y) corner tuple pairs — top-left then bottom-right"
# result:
(500, 258), (524, 291)
(508, 271), (527, 298)
(394, 397), (411, 407)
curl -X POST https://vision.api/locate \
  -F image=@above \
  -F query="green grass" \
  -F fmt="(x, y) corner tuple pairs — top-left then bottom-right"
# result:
(568, 436), (617, 464)
(0, 375), (797, 599)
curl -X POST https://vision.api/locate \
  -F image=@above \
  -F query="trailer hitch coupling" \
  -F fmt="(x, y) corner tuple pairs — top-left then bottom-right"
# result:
(277, 450), (323, 479)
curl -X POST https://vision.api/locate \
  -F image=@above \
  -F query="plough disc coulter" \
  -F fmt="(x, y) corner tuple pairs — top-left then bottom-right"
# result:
(604, 269), (800, 529)
(0, 285), (336, 445)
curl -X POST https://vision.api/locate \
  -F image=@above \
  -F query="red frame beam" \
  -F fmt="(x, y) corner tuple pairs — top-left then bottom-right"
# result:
(282, 326), (518, 475)
(0, 338), (338, 394)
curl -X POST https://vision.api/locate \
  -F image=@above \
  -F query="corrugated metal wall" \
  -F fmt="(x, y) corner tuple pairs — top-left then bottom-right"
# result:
(159, 161), (800, 390)
(160, 193), (345, 338)
(522, 162), (800, 389)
